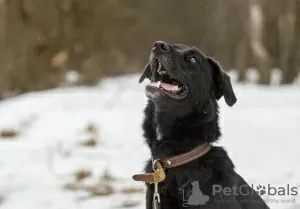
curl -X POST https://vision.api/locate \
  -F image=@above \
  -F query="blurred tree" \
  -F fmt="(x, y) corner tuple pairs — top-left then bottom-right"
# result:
(249, 0), (272, 84)
(1, 0), (300, 97)
(279, 0), (300, 84)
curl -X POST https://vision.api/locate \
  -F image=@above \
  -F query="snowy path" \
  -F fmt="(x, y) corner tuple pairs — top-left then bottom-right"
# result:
(0, 75), (299, 209)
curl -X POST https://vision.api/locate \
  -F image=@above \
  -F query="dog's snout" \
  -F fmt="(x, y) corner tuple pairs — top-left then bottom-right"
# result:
(153, 41), (170, 51)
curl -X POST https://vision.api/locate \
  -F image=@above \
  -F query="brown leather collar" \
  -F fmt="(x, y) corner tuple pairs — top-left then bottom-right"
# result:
(132, 143), (212, 183)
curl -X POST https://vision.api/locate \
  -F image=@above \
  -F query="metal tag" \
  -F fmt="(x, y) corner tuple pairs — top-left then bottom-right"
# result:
(153, 198), (160, 209)
(153, 182), (161, 209)
(152, 160), (166, 183)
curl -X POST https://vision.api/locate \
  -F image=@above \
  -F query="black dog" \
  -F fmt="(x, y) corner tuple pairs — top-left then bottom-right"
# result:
(138, 41), (270, 209)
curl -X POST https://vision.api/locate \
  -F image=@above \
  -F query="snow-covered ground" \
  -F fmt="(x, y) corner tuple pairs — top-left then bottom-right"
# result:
(0, 74), (299, 209)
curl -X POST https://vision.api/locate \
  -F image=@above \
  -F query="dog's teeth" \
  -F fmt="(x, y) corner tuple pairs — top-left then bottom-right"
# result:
(172, 86), (181, 93)
(148, 81), (162, 88)
(156, 81), (161, 88)
(149, 82), (156, 87)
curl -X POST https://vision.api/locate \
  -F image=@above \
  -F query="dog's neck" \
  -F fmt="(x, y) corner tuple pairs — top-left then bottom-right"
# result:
(143, 100), (221, 159)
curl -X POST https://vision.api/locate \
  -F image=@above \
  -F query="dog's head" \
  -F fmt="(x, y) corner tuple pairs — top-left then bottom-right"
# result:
(139, 41), (236, 115)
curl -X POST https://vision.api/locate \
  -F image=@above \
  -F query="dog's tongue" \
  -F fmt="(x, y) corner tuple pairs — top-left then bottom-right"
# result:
(160, 82), (177, 91)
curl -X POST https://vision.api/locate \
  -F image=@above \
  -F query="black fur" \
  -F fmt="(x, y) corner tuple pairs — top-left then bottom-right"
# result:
(139, 41), (270, 209)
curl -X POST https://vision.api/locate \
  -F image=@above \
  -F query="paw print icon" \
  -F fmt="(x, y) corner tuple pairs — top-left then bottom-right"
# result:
(256, 185), (266, 196)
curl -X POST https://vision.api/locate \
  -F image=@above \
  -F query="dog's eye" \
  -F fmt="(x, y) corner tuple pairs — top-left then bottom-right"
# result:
(188, 57), (197, 64)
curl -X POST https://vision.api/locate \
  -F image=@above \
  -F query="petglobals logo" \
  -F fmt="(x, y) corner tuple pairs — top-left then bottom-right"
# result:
(254, 184), (298, 196)
(212, 184), (298, 197)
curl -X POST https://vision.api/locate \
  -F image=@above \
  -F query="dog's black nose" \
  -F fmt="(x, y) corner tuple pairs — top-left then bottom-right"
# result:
(153, 41), (170, 51)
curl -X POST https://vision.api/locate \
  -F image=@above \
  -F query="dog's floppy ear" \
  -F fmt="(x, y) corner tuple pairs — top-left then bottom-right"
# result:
(207, 57), (237, 106)
(139, 63), (151, 83)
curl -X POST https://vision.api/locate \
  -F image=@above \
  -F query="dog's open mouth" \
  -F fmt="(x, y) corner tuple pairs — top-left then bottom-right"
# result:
(146, 61), (188, 100)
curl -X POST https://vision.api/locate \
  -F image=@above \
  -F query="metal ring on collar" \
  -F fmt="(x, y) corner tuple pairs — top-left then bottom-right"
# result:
(152, 159), (161, 171)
